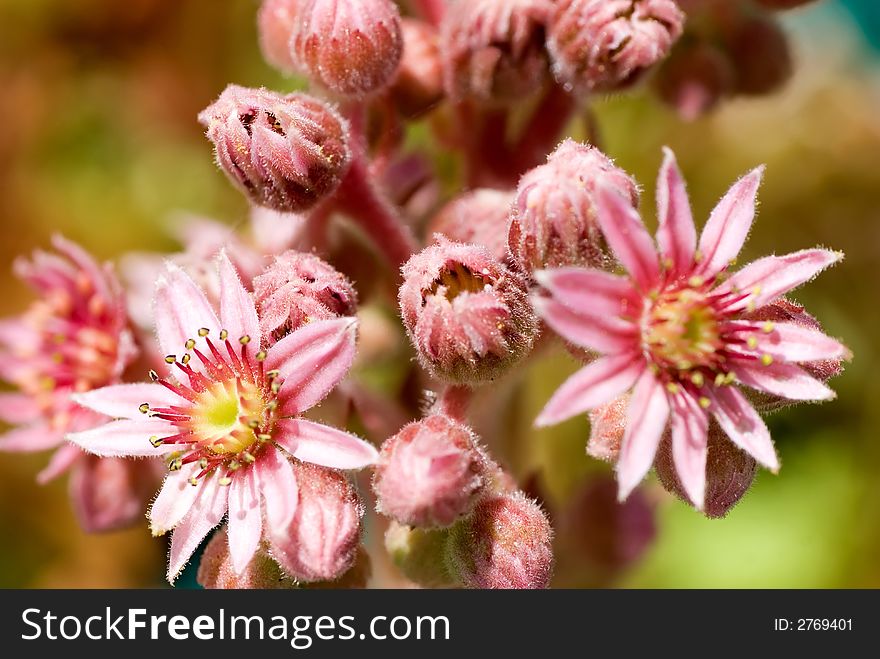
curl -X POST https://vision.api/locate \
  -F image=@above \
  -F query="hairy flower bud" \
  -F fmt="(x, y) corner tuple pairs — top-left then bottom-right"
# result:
(253, 250), (358, 345)
(198, 85), (351, 212)
(257, 0), (299, 74)
(654, 422), (758, 518)
(427, 188), (515, 263)
(391, 18), (445, 117)
(198, 528), (296, 589)
(385, 521), (458, 588)
(724, 12), (792, 96)
(374, 414), (487, 528)
(655, 39), (734, 120)
(441, 0), (552, 104)
(587, 392), (629, 462)
(399, 237), (538, 383)
(270, 462), (364, 583)
(509, 140), (639, 275)
(446, 492), (554, 589)
(291, 0), (404, 96)
(547, 0), (685, 93)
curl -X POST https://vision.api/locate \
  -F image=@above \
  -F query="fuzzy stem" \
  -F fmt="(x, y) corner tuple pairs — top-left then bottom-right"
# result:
(414, 0), (446, 27)
(510, 83), (577, 174)
(435, 384), (474, 423)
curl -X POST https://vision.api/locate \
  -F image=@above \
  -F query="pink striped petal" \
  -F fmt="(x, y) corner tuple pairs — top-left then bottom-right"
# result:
(0, 423), (62, 453)
(616, 371), (670, 501)
(267, 317), (358, 416)
(725, 321), (850, 363)
(73, 383), (187, 420)
(155, 263), (221, 364)
(709, 386), (778, 472)
(67, 418), (177, 457)
(670, 393), (709, 509)
(733, 361), (835, 402)
(218, 251), (261, 350)
(275, 419), (378, 469)
(595, 185), (660, 290)
(149, 463), (202, 536)
(696, 166), (763, 278)
(534, 268), (641, 318)
(656, 147), (697, 276)
(0, 393), (42, 424)
(535, 354), (644, 427)
(256, 448), (298, 530)
(533, 295), (639, 354)
(167, 474), (229, 583)
(228, 467), (263, 574)
(715, 249), (843, 312)
(37, 442), (83, 483)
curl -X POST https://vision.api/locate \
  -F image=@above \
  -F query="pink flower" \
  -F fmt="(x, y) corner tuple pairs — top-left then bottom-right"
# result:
(69, 252), (378, 582)
(534, 148), (848, 509)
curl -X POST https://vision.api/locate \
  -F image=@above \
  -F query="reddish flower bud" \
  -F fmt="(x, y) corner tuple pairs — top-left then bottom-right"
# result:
(291, 0), (404, 96)
(426, 188), (515, 263)
(446, 492), (554, 589)
(654, 422), (758, 518)
(441, 0), (552, 104)
(198, 85), (351, 212)
(253, 250), (358, 345)
(547, 0), (685, 93)
(509, 140), (638, 275)
(724, 12), (792, 96)
(198, 528), (296, 589)
(391, 18), (446, 118)
(374, 414), (487, 528)
(270, 462), (364, 583)
(385, 521), (458, 588)
(655, 39), (735, 121)
(587, 392), (629, 462)
(257, 0), (299, 74)
(307, 548), (372, 589)
(399, 237), (538, 383)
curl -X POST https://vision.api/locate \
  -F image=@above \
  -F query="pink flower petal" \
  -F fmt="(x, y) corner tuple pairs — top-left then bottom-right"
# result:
(67, 418), (177, 457)
(709, 386), (779, 472)
(218, 251), (261, 350)
(149, 463), (202, 536)
(275, 418), (378, 469)
(670, 393), (709, 509)
(266, 317), (358, 416)
(616, 371), (670, 501)
(0, 423), (63, 453)
(227, 466), (263, 574)
(655, 147), (697, 276)
(595, 185), (661, 290)
(0, 393), (42, 425)
(733, 361), (835, 402)
(36, 442), (83, 484)
(256, 448), (298, 530)
(534, 268), (640, 319)
(532, 295), (639, 354)
(715, 249), (843, 313)
(696, 166), (763, 278)
(535, 354), (644, 427)
(167, 474), (229, 583)
(724, 321), (850, 363)
(73, 383), (187, 420)
(155, 263), (221, 365)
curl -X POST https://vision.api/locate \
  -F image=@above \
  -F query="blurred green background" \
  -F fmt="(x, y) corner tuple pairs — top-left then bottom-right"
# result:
(0, 0), (877, 588)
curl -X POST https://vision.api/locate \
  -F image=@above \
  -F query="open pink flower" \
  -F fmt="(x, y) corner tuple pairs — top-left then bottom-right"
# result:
(534, 148), (848, 509)
(69, 252), (377, 582)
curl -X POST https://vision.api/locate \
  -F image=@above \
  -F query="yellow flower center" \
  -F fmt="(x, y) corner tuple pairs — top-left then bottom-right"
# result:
(643, 288), (721, 373)
(189, 379), (266, 455)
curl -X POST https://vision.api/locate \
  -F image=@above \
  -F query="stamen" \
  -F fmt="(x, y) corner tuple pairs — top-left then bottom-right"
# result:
(165, 355), (177, 364)
(198, 328), (210, 337)
(218, 476), (232, 486)
(761, 354), (774, 366)
(691, 372), (704, 387)
(219, 329), (229, 341)
(149, 436), (163, 447)
(149, 370), (159, 381)
(239, 335), (251, 345)
(139, 403), (150, 414)
(698, 397), (711, 409)
(256, 351), (267, 361)
(181, 353), (192, 365)
(762, 322), (775, 333)
(185, 338), (196, 350)
(188, 477), (199, 487)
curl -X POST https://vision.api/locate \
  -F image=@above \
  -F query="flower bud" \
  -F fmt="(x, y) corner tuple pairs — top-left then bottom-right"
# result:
(257, 0), (299, 74)
(270, 462), (364, 583)
(385, 521), (458, 588)
(547, 0), (685, 93)
(654, 422), (758, 518)
(391, 18), (445, 118)
(654, 39), (734, 121)
(291, 0), (404, 96)
(253, 250), (358, 345)
(509, 139), (638, 275)
(441, 0), (552, 104)
(306, 548), (372, 589)
(724, 12), (792, 96)
(399, 237), (538, 383)
(198, 85), (351, 212)
(374, 414), (487, 528)
(426, 188), (514, 263)
(446, 492), (554, 589)
(587, 393), (629, 462)
(198, 528), (296, 589)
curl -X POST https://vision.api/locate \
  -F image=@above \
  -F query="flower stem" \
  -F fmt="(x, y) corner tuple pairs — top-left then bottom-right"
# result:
(435, 384), (473, 423)
(510, 83), (577, 174)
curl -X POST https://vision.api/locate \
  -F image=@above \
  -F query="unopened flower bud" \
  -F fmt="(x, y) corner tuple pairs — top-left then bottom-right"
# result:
(198, 527), (296, 589)
(446, 492), (554, 589)
(587, 393), (629, 462)
(724, 12), (792, 96)
(547, 0), (685, 93)
(655, 39), (734, 120)
(270, 462), (364, 583)
(253, 250), (358, 345)
(427, 188), (515, 263)
(654, 422), (758, 518)
(385, 521), (458, 588)
(399, 237), (538, 383)
(198, 85), (351, 212)
(509, 140), (638, 275)
(374, 414), (487, 528)
(441, 0), (552, 104)
(257, 0), (299, 74)
(306, 548), (372, 589)
(391, 18), (445, 117)
(291, 0), (404, 96)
